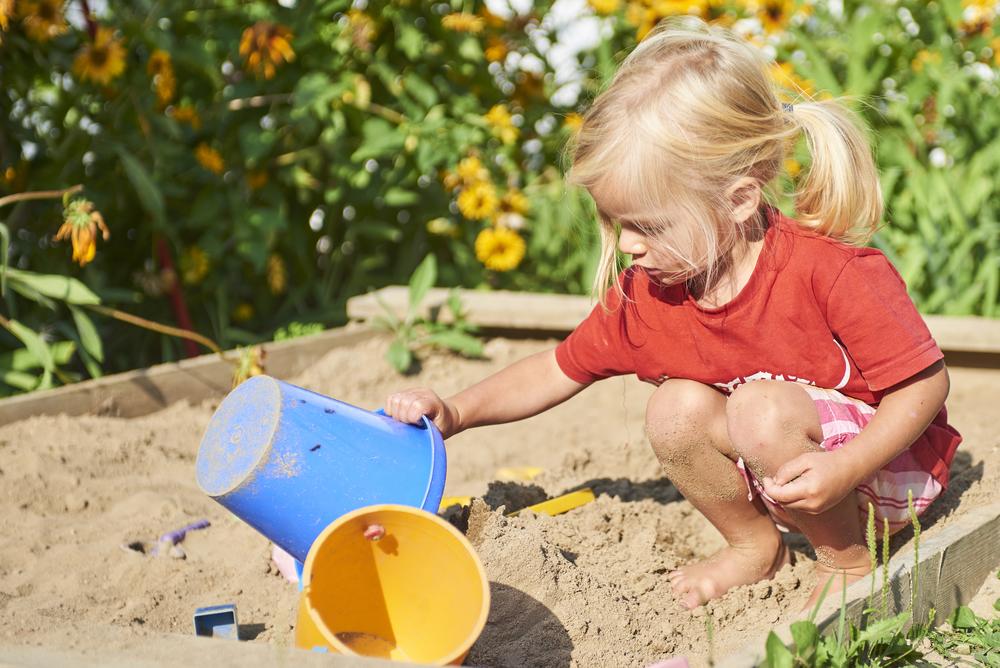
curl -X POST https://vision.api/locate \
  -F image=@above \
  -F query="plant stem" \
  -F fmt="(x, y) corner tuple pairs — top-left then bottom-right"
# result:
(0, 185), (83, 210)
(86, 304), (223, 355)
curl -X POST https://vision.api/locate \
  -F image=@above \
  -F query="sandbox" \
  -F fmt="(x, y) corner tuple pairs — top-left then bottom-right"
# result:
(0, 291), (997, 667)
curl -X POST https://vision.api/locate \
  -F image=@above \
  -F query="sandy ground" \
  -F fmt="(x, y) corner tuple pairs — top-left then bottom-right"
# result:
(0, 335), (997, 666)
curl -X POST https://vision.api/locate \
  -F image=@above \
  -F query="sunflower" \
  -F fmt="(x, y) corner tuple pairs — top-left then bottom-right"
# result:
(0, 0), (12, 33)
(195, 143), (225, 175)
(147, 50), (176, 107)
(267, 254), (287, 295)
(588, 0), (621, 15)
(484, 104), (519, 145)
(55, 198), (110, 267)
(752, 0), (802, 34)
(72, 26), (126, 86)
(475, 227), (526, 272)
(169, 104), (201, 129)
(457, 181), (499, 220)
(180, 246), (210, 285)
(441, 12), (484, 33)
(19, 0), (67, 43)
(239, 22), (295, 80)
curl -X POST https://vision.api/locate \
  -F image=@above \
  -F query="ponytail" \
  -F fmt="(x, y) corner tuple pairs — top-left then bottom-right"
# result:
(788, 100), (883, 244)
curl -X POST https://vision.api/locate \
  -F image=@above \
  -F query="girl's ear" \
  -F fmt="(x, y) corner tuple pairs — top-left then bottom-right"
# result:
(726, 177), (761, 224)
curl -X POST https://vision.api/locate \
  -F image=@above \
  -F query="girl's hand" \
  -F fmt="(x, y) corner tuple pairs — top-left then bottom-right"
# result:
(761, 450), (861, 515)
(385, 388), (461, 439)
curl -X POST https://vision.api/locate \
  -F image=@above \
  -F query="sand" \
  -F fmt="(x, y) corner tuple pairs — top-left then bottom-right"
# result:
(0, 334), (997, 666)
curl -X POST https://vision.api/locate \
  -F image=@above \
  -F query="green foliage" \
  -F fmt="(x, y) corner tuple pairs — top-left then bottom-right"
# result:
(1, 0), (998, 392)
(376, 254), (483, 374)
(273, 321), (324, 342)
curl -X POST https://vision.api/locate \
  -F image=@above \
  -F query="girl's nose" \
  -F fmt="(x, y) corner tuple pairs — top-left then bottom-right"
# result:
(618, 227), (647, 257)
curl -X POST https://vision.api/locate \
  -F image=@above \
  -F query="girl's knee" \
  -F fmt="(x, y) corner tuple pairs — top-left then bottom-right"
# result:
(645, 379), (728, 458)
(726, 380), (821, 459)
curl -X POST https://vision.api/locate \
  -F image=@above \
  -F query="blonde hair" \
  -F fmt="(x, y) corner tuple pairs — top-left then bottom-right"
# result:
(567, 17), (883, 305)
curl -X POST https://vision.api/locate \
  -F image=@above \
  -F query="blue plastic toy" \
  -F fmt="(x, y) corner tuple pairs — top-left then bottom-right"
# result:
(193, 604), (239, 640)
(195, 375), (446, 563)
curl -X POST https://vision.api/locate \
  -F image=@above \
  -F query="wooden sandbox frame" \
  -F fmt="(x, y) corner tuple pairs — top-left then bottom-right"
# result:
(1, 287), (998, 667)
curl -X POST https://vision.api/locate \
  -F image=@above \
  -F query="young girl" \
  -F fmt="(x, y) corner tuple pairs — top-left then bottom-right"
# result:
(386, 18), (961, 610)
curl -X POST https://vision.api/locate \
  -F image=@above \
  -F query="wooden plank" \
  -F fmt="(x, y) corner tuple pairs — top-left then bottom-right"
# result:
(0, 325), (373, 424)
(347, 287), (1000, 356)
(717, 502), (1000, 666)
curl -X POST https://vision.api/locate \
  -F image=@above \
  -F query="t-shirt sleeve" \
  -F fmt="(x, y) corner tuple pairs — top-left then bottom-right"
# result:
(826, 251), (942, 392)
(555, 274), (637, 384)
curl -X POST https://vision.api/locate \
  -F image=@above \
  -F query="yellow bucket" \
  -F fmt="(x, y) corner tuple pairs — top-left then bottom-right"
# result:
(294, 504), (490, 665)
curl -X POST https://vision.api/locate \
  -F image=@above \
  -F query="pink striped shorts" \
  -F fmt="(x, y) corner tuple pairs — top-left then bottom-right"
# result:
(737, 385), (943, 531)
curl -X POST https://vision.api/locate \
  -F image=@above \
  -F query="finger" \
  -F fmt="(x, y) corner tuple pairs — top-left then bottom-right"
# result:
(762, 476), (810, 505)
(407, 399), (433, 424)
(773, 455), (813, 486)
(385, 393), (399, 418)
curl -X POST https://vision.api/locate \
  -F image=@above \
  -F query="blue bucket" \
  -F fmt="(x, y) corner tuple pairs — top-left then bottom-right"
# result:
(195, 375), (446, 563)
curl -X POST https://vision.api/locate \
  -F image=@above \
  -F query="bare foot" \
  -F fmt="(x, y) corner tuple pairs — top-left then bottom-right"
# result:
(804, 563), (871, 611)
(668, 537), (790, 609)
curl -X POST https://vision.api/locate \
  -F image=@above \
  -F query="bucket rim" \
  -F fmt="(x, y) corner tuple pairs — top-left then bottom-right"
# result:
(300, 503), (491, 665)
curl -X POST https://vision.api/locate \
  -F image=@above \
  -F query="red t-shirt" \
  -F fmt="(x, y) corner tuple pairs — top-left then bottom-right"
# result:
(555, 206), (961, 487)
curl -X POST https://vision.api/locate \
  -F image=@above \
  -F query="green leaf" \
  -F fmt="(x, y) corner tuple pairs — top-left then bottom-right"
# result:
(5, 319), (55, 373)
(408, 254), (437, 317)
(949, 606), (978, 630)
(790, 620), (820, 660)
(0, 220), (9, 296)
(384, 187), (420, 207)
(423, 330), (483, 357)
(0, 369), (39, 391)
(853, 611), (909, 647)
(77, 344), (103, 379)
(0, 340), (74, 371)
(765, 631), (794, 668)
(397, 24), (425, 60)
(4, 269), (100, 305)
(403, 72), (438, 108)
(69, 305), (104, 363)
(116, 148), (166, 224)
(386, 339), (412, 373)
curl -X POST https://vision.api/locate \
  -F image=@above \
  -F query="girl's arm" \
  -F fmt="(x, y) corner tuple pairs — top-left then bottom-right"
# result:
(385, 348), (588, 439)
(764, 360), (950, 513)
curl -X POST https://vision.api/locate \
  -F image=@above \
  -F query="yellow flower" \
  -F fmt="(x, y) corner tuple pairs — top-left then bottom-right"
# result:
(457, 155), (489, 184)
(484, 104), (519, 145)
(0, 0), (12, 32)
(347, 10), (377, 51)
(2, 166), (15, 185)
(784, 158), (801, 178)
(169, 104), (202, 129)
(911, 50), (941, 73)
(563, 112), (584, 133)
(73, 26), (126, 86)
(475, 227), (526, 272)
(232, 303), (255, 323)
(958, 1), (994, 35)
(195, 143), (225, 175)
(484, 36), (509, 63)
(147, 50), (176, 107)
(479, 6), (507, 29)
(457, 181), (499, 220)
(239, 22), (295, 80)
(442, 12), (484, 33)
(19, 0), (68, 43)
(501, 189), (530, 216)
(752, 0), (803, 34)
(267, 254), (287, 295)
(54, 199), (110, 267)
(993, 37), (1000, 66)
(769, 61), (813, 98)
(180, 246), (210, 285)
(247, 169), (269, 190)
(589, 0), (622, 15)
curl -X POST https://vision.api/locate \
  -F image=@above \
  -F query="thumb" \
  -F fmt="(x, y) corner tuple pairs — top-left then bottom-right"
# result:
(772, 454), (812, 486)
